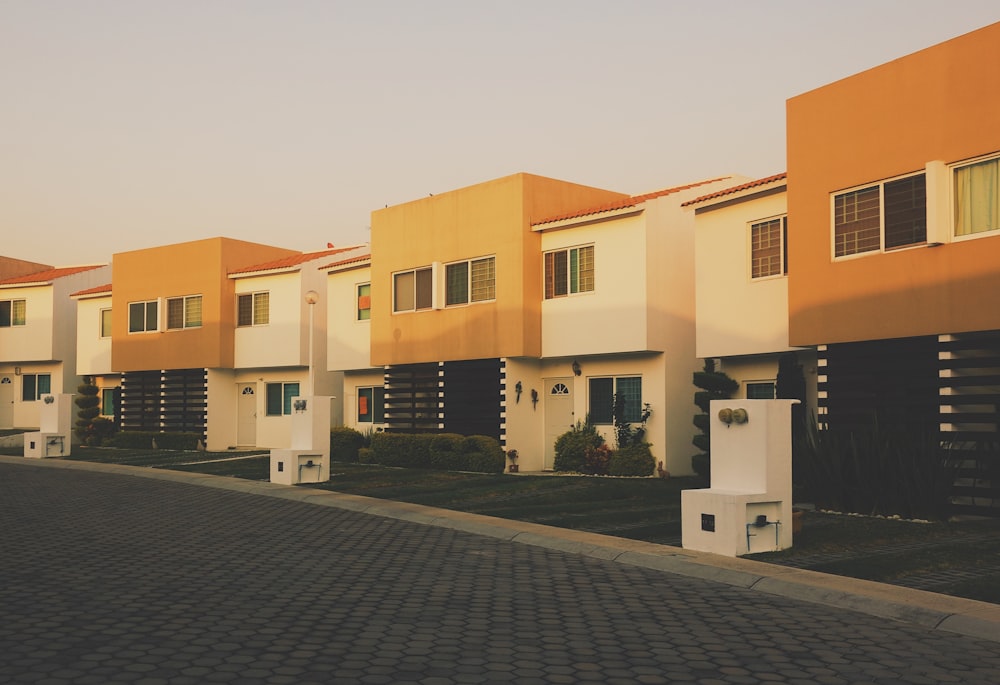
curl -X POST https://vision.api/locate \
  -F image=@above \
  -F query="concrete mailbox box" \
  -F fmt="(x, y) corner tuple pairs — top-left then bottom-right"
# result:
(24, 393), (73, 459)
(681, 399), (798, 557)
(270, 396), (331, 485)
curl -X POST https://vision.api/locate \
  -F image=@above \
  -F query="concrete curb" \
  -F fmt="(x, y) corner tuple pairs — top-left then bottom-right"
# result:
(5, 455), (1000, 644)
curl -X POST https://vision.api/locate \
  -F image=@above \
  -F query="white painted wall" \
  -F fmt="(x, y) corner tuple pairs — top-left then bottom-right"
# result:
(694, 190), (795, 359)
(342, 368), (385, 431)
(234, 272), (306, 369)
(76, 294), (112, 376)
(0, 285), (54, 361)
(502, 357), (545, 470)
(326, 265), (372, 372)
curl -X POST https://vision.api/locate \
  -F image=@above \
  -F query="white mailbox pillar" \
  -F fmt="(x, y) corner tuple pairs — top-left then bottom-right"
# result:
(270, 396), (331, 485)
(24, 393), (73, 458)
(681, 399), (798, 556)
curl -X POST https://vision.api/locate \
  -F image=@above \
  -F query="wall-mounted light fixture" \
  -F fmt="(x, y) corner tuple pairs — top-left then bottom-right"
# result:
(14, 367), (21, 376)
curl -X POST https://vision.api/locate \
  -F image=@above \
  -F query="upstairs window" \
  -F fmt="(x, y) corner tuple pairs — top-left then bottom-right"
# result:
(166, 295), (202, 330)
(446, 256), (496, 306)
(237, 292), (269, 327)
(833, 173), (926, 257)
(955, 155), (1000, 237)
(0, 299), (26, 327)
(545, 245), (594, 298)
(750, 216), (788, 279)
(100, 308), (112, 337)
(357, 283), (371, 320)
(22, 373), (51, 401)
(128, 300), (158, 333)
(393, 267), (433, 312)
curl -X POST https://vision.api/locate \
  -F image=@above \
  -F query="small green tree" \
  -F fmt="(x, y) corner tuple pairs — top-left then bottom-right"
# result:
(74, 381), (101, 445)
(691, 359), (738, 481)
(612, 393), (651, 449)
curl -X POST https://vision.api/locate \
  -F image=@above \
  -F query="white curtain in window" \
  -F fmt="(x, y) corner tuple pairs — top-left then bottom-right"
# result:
(955, 158), (1000, 236)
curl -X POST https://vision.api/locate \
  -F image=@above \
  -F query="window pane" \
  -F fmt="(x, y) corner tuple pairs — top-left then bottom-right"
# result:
(834, 186), (880, 257)
(615, 377), (642, 423)
(576, 246), (594, 293)
(266, 383), (283, 416)
(357, 284), (371, 320)
(553, 251), (568, 296)
(884, 175), (927, 249)
(751, 219), (783, 278)
(569, 248), (579, 293)
(185, 296), (202, 327)
(22, 375), (36, 401)
(38, 374), (51, 396)
(100, 309), (112, 337)
(167, 298), (184, 329)
(415, 268), (433, 309)
(283, 383), (300, 415)
(11, 300), (25, 326)
(145, 301), (158, 331)
(955, 158), (1000, 236)
(237, 294), (253, 326)
(358, 387), (373, 422)
(0, 301), (10, 327)
(746, 382), (776, 399)
(544, 253), (555, 299)
(254, 292), (269, 325)
(470, 257), (495, 302)
(446, 262), (469, 305)
(102, 388), (116, 416)
(128, 302), (144, 332)
(373, 387), (385, 423)
(394, 272), (415, 312)
(588, 378), (614, 424)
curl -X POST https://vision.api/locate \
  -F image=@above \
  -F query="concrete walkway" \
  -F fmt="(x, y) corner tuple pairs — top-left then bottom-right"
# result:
(3, 455), (1000, 684)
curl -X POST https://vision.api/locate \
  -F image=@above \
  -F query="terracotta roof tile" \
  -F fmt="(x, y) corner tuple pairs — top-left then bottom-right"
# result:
(682, 172), (787, 207)
(319, 254), (371, 271)
(0, 264), (105, 286)
(70, 283), (113, 298)
(229, 246), (364, 276)
(532, 177), (732, 226)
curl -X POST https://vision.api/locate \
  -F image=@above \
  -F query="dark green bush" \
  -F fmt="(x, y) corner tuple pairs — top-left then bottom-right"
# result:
(89, 417), (117, 446)
(358, 447), (374, 464)
(366, 432), (504, 473)
(74, 383), (101, 443)
(610, 443), (655, 477)
(462, 435), (505, 473)
(330, 426), (365, 462)
(583, 443), (612, 475)
(554, 422), (605, 472)
(429, 434), (466, 471)
(370, 432), (432, 468)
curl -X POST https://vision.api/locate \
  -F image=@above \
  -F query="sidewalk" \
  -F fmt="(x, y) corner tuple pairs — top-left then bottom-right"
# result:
(4, 454), (999, 644)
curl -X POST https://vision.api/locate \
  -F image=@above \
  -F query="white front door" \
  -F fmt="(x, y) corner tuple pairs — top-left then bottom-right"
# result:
(543, 378), (574, 470)
(237, 383), (257, 446)
(0, 377), (12, 427)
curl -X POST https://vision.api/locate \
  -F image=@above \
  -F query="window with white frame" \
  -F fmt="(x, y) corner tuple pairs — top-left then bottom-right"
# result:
(128, 300), (158, 333)
(100, 308), (112, 337)
(166, 295), (202, 330)
(393, 266), (433, 312)
(588, 376), (642, 424)
(750, 216), (788, 279)
(357, 386), (385, 423)
(833, 173), (927, 257)
(446, 256), (495, 306)
(357, 283), (371, 321)
(265, 382), (300, 416)
(954, 155), (1000, 237)
(237, 292), (269, 327)
(21, 373), (51, 401)
(0, 299), (26, 327)
(544, 245), (594, 299)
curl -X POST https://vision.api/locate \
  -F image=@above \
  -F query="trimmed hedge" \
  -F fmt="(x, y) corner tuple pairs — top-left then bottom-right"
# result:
(368, 432), (504, 474)
(610, 443), (655, 477)
(110, 431), (201, 450)
(330, 426), (365, 462)
(553, 422), (605, 472)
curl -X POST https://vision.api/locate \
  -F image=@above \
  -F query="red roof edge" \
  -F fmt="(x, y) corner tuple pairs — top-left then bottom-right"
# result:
(681, 172), (787, 207)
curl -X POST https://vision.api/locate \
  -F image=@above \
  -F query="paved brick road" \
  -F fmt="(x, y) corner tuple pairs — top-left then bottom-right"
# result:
(2, 461), (999, 685)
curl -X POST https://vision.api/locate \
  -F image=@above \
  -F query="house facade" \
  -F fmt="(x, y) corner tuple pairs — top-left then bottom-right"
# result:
(72, 283), (120, 427)
(687, 174), (817, 406)
(785, 21), (1000, 511)
(0, 264), (110, 430)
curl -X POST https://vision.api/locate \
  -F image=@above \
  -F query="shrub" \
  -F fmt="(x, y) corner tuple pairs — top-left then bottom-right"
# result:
(370, 432), (431, 468)
(74, 382), (101, 444)
(554, 421), (606, 472)
(330, 426), (365, 462)
(358, 447), (375, 464)
(429, 434), (466, 471)
(610, 443), (655, 477)
(582, 443), (612, 475)
(89, 417), (117, 446)
(365, 432), (504, 473)
(461, 435), (505, 474)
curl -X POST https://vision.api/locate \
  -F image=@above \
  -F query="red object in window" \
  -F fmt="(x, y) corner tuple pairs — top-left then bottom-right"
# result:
(359, 396), (368, 415)
(358, 295), (371, 310)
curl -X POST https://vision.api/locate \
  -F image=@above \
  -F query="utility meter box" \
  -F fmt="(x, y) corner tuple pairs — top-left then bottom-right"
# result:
(681, 399), (798, 557)
(24, 394), (73, 459)
(270, 396), (331, 485)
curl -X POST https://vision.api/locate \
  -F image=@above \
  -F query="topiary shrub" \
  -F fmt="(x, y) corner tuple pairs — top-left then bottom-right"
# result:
(369, 432), (433, 468)
(610, 443), (655, 476)
(330, 426), (365, 462)
(554, 421), (605, 472)
(74, 382), (101, 444)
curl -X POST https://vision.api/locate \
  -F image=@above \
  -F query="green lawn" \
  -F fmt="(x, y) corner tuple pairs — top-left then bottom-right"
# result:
(5, 445), (998, 603)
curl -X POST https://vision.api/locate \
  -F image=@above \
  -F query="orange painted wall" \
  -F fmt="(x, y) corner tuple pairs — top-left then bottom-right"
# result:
(369, 173), (627, 365)
(111, 238), (299, 371)
(786, 21), (1000, 346)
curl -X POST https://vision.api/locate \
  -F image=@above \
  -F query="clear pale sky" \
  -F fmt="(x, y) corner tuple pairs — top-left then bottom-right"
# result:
(3, 1), (999, 267)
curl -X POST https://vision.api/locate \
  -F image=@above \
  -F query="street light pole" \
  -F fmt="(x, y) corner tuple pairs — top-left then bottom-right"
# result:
(305, 290), (319, 396)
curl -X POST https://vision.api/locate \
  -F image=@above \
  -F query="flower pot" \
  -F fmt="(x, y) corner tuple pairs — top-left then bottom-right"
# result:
(509, 464), (519, 473)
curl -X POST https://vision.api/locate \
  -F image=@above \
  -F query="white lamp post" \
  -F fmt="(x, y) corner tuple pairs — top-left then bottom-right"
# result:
(305, 290), (319, 396)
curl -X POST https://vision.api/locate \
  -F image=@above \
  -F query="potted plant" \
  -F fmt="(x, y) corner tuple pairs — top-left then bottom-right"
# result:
(507, 449), (519, 473)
